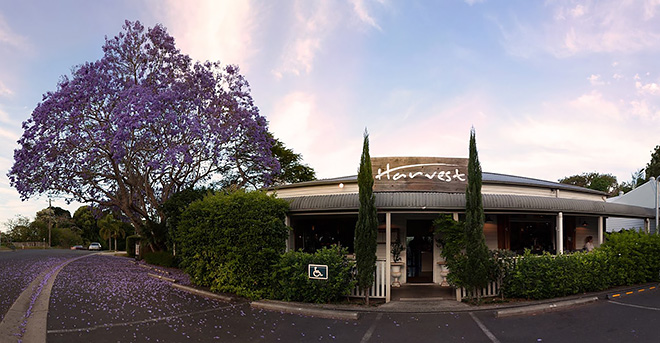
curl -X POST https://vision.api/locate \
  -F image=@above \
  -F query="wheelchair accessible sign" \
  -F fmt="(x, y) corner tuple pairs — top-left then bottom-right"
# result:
(308, 264), (328, 280)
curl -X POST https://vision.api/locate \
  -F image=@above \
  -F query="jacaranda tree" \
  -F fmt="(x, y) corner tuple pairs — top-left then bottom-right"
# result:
(8, 20), (279, 250)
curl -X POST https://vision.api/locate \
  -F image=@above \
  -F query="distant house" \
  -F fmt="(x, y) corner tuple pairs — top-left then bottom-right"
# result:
(607, 178), (659, 233)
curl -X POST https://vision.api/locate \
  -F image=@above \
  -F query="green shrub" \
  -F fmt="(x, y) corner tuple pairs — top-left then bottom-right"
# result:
(502, 230), (660, 300)
(503, 250), (613, 300)
(435, 214), (500, 291)
(143, 251), (176, 267)
(270, 246), (356, 303)
(176, 189), (289, 300)
(601, 230), (660, 285)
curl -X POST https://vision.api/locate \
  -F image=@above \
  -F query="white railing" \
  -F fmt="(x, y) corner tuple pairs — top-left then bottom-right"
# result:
(456, 279), (502, 302)
(350, 259), (387, 299)
(454, 256), (521, 301)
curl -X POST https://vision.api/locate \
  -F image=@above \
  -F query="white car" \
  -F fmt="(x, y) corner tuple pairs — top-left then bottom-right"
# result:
(88, 242), (102, 251)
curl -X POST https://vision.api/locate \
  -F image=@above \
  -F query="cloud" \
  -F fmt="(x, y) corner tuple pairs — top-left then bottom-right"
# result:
(0, 80), (13, 97)
(588, 74), (606, 86)
(493, 90), (656, 182)
(145, 0), (257, 69)
(350, 0), (383, 30)
(569, 90), (621, 120)
(269, 92), (315, 150)
(464, 0), (486, 5)
(268, 91), (361, 178)
(0, 14), (27, 49)
(636, 81), (660, 95)
(271, 2), (335, 78)
(0, 126), (19, 142)
(551, 1), (660, 56)
(366, 92), (495, 161)
(497, 0), (660, 58)
(271, 1), (385, 79)
(0, 14), (31, 100)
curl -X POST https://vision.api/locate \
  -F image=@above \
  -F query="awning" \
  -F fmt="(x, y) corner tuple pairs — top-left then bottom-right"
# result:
(283, 192), (655, 218)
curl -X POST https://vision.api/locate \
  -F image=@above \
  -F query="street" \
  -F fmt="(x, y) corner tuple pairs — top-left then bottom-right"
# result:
(1, 249), (660, 342)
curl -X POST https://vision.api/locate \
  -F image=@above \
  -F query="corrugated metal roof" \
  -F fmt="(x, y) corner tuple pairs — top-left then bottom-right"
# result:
(483, 173), (607, 195)
(607, 178), (658, 208)
(272, 172), (608, 196)
(283, 192), (654, 218)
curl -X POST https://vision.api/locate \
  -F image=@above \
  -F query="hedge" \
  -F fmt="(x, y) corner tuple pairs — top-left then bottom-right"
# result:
(176, 190), (289, 300)
(502, 230), (660, 300)
(143, 251), (176, 268)
(270, 246), (356, 303)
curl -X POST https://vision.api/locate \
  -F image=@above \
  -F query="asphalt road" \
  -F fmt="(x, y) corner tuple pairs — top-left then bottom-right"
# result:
(0, 249), (89, 323)
(2, 249), (660, 342)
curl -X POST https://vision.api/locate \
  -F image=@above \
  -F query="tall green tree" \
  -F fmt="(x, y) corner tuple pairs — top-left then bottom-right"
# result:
(99, 214), (125, 251)
(161, 187), (214, 252)
(270, 136), (316, 185)
(645, 145), (660, 180)
(354, 130), (378, 305)
(558, 172), (619, 195)
(73, 206), (101, 243)
(464, 128), (491, 299)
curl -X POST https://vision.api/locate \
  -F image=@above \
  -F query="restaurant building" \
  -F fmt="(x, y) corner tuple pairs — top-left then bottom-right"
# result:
(271, 157), (656, 302)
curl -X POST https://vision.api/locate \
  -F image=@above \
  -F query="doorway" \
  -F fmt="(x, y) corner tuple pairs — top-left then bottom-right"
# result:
(406, 220), (434, 283)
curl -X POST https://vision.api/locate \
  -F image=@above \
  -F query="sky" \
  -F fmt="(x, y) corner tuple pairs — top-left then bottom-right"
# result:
(1, 0), (660, 228)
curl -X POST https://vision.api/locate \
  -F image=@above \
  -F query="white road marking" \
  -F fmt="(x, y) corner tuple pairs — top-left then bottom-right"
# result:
(470, 312), (501, 343)
(47, 304), (240, 334)
(608, 300), (660, 311)
(360, 313), (382, 343)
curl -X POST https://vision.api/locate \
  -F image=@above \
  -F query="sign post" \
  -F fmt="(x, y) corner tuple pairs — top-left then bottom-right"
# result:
(308, 264), (328, 280)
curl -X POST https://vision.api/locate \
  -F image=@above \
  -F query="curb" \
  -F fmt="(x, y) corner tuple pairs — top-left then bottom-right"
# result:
(251, 300), (360, 321)
(148, 273), (177, 283)
(495, 296), (599, 318)
(170, 283), (234, 302)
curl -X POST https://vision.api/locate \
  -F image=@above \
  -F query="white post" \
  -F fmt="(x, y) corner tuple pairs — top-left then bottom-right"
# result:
(557, 212), (564, 254)
(655, 177), (659, 235)
(598, 216), (603, 246)
(285, 215), (292, 252)
(385, 212), (392, 303)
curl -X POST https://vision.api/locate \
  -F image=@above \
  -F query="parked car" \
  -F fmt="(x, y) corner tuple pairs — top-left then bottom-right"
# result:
(88, 242), (102, 250)
(70, 245), (85, 250)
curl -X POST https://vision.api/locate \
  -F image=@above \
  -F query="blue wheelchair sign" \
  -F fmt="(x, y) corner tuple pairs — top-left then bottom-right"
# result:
(308, 264), (328, 280)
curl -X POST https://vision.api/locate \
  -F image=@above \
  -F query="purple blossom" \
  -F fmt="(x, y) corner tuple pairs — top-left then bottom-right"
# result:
(8, 20), (280, 240)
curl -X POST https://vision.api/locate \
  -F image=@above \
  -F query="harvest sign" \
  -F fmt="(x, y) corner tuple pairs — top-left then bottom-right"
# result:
(371, 157), (469, 192)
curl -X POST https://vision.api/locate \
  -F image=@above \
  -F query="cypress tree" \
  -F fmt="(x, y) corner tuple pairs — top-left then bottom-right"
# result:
(355, 129), (378, 305)
(464, 127), (491, 299)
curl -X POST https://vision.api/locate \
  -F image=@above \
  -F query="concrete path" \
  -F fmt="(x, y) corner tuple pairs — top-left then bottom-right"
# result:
(0, 254), (93, 343)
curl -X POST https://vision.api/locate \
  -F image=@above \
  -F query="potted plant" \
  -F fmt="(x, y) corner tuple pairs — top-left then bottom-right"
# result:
(391, 236), (406, 287)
